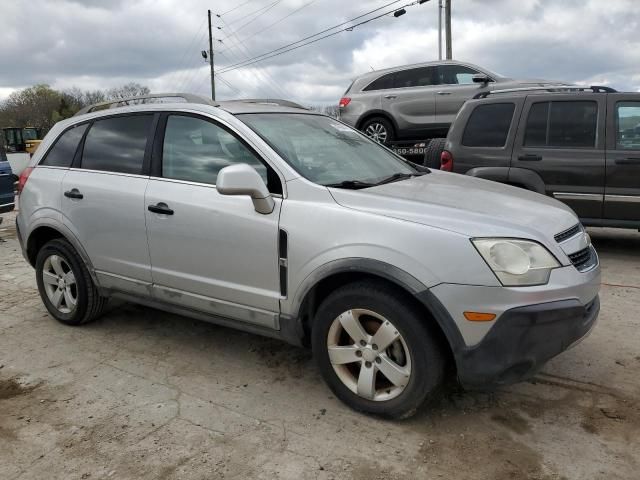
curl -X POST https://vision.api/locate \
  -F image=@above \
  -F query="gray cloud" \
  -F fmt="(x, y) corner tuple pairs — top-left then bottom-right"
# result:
(1, 0), (639, 104)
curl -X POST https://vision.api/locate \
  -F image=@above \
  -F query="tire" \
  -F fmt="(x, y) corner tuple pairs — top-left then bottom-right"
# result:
(424, 138), (446, 168)
(312, 281), (445, 419)
(361, 117), (395, 144)
(35, 238), (107, 326)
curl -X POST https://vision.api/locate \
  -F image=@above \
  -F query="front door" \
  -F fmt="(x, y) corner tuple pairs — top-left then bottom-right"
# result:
(61, 114), (155, 295)
(604, 96), (640, 223)
(434, 64), (487, 126)
(145, 113), (282, 328)
(511, 95), (606, 221)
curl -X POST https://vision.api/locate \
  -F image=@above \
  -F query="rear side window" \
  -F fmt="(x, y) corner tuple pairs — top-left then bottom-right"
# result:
(363, 73), (394, 91)
(393, 67), (436, 88)
(81, 115), (153, 174)
(462, 103), (515, 147)
(40, 124), (88, 167)
(524, 101), (597, 148)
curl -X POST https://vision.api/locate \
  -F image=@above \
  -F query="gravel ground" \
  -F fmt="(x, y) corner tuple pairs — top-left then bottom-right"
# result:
(1, 208), (638, 480)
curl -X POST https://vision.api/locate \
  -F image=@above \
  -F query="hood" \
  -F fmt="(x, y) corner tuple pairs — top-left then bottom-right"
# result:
(329, 170), (579, 242)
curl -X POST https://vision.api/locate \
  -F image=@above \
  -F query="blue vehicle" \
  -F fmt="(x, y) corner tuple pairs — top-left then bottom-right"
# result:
(0, 142), (15, 215)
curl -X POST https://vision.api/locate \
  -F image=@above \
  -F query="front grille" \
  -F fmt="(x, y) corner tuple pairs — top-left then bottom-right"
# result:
(555, 224), (582, 243)
(568, 246), (597, 272)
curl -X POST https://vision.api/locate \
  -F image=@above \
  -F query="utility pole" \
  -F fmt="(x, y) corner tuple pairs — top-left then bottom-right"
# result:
(438, 0), (442, 60)
(444, 0), (452, 59)
(208, 9), (216, 100)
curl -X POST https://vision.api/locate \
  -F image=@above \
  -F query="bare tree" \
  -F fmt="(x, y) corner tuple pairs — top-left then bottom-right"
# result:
(106, 82), (150, 100)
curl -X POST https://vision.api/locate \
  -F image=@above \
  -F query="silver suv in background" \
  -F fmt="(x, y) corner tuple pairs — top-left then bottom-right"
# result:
(339, 60), (565, 143)
(17, 94), (599, 418)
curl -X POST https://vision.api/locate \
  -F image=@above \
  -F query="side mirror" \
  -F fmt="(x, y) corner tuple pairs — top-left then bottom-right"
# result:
(472, 74), (490, 84)
(217, 164), (275, 214)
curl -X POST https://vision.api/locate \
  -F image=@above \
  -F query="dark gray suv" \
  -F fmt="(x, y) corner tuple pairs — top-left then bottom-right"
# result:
(439, 86), (640, 229)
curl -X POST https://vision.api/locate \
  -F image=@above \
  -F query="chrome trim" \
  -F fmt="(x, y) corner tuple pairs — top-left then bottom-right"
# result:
(553, 192), (604, 202)
(0, 202), (15, 208)
(605, 194), (640, 204)
(0, 173), (11, 177)
(69, 168), (150, 179)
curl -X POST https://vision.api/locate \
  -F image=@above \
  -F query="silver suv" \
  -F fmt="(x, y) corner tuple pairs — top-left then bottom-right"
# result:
(339, 60), (565, 143)
(17, 94), (600, 418)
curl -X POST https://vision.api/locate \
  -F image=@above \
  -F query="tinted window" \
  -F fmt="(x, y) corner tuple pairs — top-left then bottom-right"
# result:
(82, 115), (152, 174)
(524, 102), (549, 147)
(616, 102), (640, 150)
(437, 65), (480, 85)
(40, 123), (88, 167)
(524, 101), (597, 148)
(363, 73), (394, 91)
(393, 67), (435, 88)
(462, 103), (515, 147)
(162, 115), (268, 186)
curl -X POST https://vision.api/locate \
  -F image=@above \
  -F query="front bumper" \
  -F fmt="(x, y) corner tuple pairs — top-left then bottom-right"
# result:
(455, 296), (599, 388)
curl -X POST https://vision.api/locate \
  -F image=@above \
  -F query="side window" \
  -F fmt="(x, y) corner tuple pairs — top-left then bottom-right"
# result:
(615, 102), (640, 150)
(393, 67), (435, 88)
(81, 115), (153, 174)
(462, 103), (515, 147)
(524, 101), (597, 148)
(162, 115), (272, 188)
(363, 73), (394, 91)
(437, 65), (480, 85)
(40, 123), (88, 167)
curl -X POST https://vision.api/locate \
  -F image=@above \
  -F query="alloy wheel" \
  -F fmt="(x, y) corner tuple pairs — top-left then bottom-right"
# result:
(326, 309), (412, 401)
(364, 123), (388, 143)
(42, 254), (78, 314)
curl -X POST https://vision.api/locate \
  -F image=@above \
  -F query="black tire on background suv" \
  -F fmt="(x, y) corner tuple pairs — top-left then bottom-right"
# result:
(424, 138), (447, 169)
(361, 117), (395, 144)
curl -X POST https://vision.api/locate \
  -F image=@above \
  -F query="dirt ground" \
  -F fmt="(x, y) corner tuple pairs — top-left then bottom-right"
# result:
(1, 209), (638, 480)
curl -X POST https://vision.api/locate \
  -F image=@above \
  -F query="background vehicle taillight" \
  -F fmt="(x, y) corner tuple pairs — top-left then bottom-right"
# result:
(339, 97), (351, 108)
(440, 151), (453, 171)
(18, 167), (34, 195)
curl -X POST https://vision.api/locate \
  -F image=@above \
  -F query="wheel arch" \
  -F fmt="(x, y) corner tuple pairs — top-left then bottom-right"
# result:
(507, 167), (546, 194)
(289, 259), (462, 364)
(356, 110), (399, 136)
(26, 222), (99, 285)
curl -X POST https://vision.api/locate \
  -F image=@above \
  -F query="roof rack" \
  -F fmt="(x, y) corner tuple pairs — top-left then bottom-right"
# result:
(473, 85), (617, 99)
(74, 93), (218, 116)
(218, 98), (309, 110)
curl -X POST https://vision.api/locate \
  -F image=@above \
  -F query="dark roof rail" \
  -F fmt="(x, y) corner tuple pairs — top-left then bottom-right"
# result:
(74, 93), (219, 116)
(472, 85), (617, 100)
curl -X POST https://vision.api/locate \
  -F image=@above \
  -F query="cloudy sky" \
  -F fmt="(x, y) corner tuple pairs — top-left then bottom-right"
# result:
(1, 0), (639, 105)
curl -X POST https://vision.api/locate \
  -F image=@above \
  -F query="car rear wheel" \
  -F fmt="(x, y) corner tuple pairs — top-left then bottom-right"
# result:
(312, 281), (445, 418)
(361, 117), (395, 144)
(35, 238), (107, 326)
(424, 138), (446, 168)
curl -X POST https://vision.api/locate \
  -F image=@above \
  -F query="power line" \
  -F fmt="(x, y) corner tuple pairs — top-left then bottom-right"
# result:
(225, 0), (283, 26)
(217, 0), (403, 72)
(219, 0), (254, 17)
(218, 0), (421, 75)
(234, 0), (318, 44)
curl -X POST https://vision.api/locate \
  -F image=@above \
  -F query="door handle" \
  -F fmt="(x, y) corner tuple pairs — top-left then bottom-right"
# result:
(384, 94), (397, 99)
(436, 91), (452, 95)
(615, 157), (640, 165)
(64, 188), (83, 199)
(148, 202), (174, 215)
(518, 154), (543, 161)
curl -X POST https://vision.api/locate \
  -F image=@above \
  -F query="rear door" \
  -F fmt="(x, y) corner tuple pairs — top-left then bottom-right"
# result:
(144, 113), (282, 328)
(434, 64), (488, 125)
(381, 66), (437, 137)
(604, 95), (640, 223)
(61, 113), (155, 295)
(511, 95), (606, 221)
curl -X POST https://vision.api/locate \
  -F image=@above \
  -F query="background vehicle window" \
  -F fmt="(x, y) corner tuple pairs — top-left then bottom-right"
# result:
(82, 115), (152, 174)
(524, 101), (597, 148)
(616, 102), (640, 150)
(363, 72), (394, 91)
(462, 103), (515, 147)
(437, 65), (480, 85)
(40, 124), (88, 167)
(393, 67), (435, 88)
(162, 115), (269, 187)
(524, 102), (549, 147)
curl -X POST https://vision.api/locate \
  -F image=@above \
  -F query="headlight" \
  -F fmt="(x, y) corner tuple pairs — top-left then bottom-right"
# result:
(472, 238), (560, 286)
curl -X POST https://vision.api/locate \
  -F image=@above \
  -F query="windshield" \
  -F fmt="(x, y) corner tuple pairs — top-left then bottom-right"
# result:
(239, 113), (417, 186)
(22, 128), (39, 141)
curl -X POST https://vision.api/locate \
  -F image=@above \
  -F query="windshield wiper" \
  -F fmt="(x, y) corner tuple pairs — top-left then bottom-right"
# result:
(372, 172), (426, 186)
(325, 180), (376, 190)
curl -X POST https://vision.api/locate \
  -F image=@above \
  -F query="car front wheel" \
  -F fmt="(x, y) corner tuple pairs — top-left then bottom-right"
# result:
(361, 117), (395, 144)
(312, 281), (445, 418)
